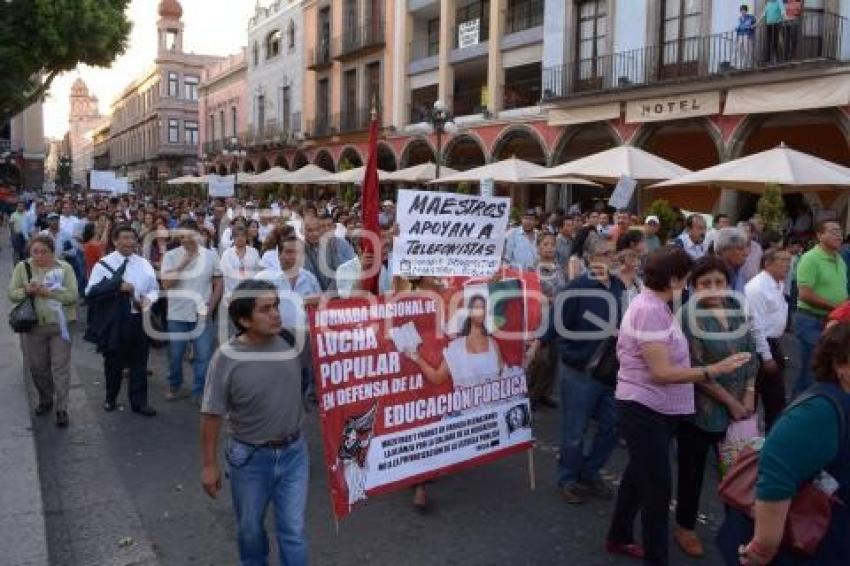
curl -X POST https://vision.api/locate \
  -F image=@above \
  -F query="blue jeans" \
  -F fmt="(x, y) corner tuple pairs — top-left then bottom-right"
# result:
(167, 319), (215, 396)
(227, 436), (309, 566)
(557, 362), (618, 486)
(792, 311), (824, 397)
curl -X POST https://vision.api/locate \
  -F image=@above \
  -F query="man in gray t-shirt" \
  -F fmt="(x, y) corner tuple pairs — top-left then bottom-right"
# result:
(200, 279), (309, 565)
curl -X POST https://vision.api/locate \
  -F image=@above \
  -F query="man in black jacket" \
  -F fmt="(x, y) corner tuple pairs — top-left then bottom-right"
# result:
(85, 225), (160, 415)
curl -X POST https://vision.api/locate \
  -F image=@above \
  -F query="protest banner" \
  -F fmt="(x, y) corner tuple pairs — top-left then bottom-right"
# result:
(111, 177), (130, 195)
(608, 175), (637, 210)
(90, 170), (117, 192)
(308, 271), (540, 518)
(208, 174), (236, 198)
(391, 189), (511, 278)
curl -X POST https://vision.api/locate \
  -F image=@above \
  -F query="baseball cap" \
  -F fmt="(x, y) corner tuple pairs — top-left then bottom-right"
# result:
(47, 212), (60, 220)
(523, 209), (537, 217)
(645, 215), (660, 224)
(382, 200), (394, 207)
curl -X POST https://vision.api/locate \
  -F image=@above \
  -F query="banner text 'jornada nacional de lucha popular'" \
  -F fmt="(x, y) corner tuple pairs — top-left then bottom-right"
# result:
(308, 273), (540, 518)
(392, 190), (511, 278)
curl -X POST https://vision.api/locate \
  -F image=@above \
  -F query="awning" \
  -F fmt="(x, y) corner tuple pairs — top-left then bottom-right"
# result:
(547, 102), (621, 126)
(724, 74), (850, 116)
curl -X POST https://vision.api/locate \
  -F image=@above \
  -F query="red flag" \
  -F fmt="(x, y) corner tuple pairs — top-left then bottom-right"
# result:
(359, 108), (382, 295)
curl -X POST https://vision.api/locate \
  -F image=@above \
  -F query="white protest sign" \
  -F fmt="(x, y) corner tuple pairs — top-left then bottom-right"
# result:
(90, 170), (117, 192)
(391, 189), (510, 277)
(608, 175), (638, 210)
(111, 177), (130, 195)
(208, 174), (236, 198)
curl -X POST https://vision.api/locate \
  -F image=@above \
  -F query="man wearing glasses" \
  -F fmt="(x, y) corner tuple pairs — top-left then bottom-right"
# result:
(792, 220), (848, 396)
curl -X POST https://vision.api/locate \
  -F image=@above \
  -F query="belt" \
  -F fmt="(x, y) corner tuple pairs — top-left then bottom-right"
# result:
(238, 430), (300, 449)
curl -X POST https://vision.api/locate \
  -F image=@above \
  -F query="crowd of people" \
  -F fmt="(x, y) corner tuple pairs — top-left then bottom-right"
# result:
(5, 187), (850, 565)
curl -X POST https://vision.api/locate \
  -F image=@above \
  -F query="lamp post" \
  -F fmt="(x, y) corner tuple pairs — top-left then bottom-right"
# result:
(58, 156), (72, 190)
(222, 136), (247, 195)
(428, 100), (456, 182)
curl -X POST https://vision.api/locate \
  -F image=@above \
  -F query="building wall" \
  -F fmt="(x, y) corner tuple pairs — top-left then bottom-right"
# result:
(199, 51), (248, 153)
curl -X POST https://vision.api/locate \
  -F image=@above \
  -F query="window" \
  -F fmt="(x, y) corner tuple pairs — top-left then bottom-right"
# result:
(427, 18), (440, 56)
(208, 114), (214, 143)
(576, 0), (608, 83)
(168, 119), (179, 143)
(252, 42), (259, 66)
(185, 121), (199, 145)
(366, 62), (381, 111)
(168, 72), (179, 97)
(661, 0), (702, 69)
(184, 76), (199, 101)
(282, 87), (291, 132)
(231, 107), (238, 140)
(507, 0), (544, 34)
(266, 30), (282, 59)
(287, 21), (296, 49)
(317, 79), (330, 129)
(342, 69), (357, 129)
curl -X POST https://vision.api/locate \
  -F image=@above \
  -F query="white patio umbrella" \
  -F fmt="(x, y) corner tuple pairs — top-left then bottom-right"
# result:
(242, 167), (291, 184)
(236, 172), (257, 184)
(166, 175), (207, 185)
(383, 162), (459, 183)
(315, 165), (389, 185)
(430, 157), (599, 186)
(649, 144), (850, 193)
(279, 164), (335, 185)
(534, 145), (692, 184)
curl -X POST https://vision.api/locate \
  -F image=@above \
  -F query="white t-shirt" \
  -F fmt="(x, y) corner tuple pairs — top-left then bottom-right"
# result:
(161, 247), (222, 322)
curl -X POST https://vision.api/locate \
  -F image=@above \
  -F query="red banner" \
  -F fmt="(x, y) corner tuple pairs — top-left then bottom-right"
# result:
(308, 273), (540, 518)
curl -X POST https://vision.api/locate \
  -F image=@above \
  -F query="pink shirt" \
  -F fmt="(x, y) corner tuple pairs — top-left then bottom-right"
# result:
(615, 290), (694, 415)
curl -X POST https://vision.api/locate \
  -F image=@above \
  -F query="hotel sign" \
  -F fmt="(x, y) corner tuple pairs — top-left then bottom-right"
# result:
(625, 91), (720, 123)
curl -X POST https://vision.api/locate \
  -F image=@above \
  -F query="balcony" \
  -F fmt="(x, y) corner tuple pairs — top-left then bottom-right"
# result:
(543, 12), (844, 101)
(409, 102), (435, 124)
(505, 0), (543, 35)
(450, 20), (489, 64)
(503, 76), (542, 110)
(307, 41), (333, 70)
(453, 86), (487, 117)
(306, 114), (339, 138)
(409, 38), (440, 74)
(333, 20), (385, 61)
(339, 106), (382, 133)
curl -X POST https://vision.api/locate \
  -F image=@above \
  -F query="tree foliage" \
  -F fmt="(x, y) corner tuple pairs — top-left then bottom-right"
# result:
(0, 0), (132, 124)
(647, 199), (679, 243)
(756, 184), (787, 234)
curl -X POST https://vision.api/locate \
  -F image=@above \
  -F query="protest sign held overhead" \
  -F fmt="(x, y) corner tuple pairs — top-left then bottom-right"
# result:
(208, 174), (236, 197)
(392, 190), (511, 278)
(308, 272), (539, 518)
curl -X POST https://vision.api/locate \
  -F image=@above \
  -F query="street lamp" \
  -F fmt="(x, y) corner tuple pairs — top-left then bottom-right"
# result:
(428, 100), (456, 181)
(222, 136), (247, 184)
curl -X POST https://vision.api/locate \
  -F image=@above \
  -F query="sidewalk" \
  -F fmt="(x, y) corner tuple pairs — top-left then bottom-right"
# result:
(0, 237), (49, 565)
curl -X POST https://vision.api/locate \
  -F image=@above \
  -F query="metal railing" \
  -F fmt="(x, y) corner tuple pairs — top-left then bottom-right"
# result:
(334, 20), (385, 59)
(306, 113), (338, 138)
(453, 87), (487, 116)
(410, 38), (440, 62)
(506, 0), (544, 34)
(307, 40), (332, 69)
(339, 105), (382, 133)
(453, 19), (490, 49)
(543, 11), (844, 101)
(503, 77), (542, 110)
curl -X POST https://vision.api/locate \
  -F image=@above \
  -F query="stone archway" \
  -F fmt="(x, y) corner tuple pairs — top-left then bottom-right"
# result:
(274, 154), (289, 170)
(229, 160), (239, 175)
(491, 126), (550, 209)
(315, 150), (335, 172)
(400, 137), (437, 168)
(338, 146), (363, 169)
(257, 157), (271, 172)
(444, 134), (487, 171)
(217, 163), (228, 175)
(377, 142), (397, 172)
(552, 122), (621, 165)
(242, 159), (255, 173)
(293, 151), (309, 169)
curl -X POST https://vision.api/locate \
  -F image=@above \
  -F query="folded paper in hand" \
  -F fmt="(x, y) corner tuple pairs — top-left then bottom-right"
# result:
(389, 321), (422, 353)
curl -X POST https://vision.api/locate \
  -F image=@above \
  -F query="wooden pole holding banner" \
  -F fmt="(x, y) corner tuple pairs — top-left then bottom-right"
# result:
(527, 447), (536, 491)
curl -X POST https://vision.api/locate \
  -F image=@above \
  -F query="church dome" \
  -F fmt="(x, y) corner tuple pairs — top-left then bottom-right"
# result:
(158, 0), (183, 19)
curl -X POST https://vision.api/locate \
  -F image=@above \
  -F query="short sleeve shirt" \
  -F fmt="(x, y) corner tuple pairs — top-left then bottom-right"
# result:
(161, 247), (222, 322)
(796, 245), (848, 317)
(615, 289), (694, 415)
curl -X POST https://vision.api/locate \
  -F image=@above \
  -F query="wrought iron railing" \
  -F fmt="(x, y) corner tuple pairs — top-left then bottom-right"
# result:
(306, 113), (338, 138)
(334, 20), (385, 59)
(542, 11), (844, 101)
(307, 40), (332, 69)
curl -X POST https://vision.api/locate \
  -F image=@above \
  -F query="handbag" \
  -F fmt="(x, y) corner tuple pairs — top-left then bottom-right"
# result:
(8, 262), (38, 333)
(718, 416), (760, 474)
(718, 387), (847, 557)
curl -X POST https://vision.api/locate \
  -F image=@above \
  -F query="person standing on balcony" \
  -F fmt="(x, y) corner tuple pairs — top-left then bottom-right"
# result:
(735, 5), (757, 69)
(758, 0), (786, 63)
(783, 0), (804, 61)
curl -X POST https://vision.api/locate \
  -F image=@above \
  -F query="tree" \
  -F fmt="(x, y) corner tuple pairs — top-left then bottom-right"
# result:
(756, 184), (787, 234)
(0, 0), (132, 124)
(647, 199), (679, 243)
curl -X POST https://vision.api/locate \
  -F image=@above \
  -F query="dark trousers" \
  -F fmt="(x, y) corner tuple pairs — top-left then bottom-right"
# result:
(103, 314), (150, 409)
(11, 232), (27, 263)
(763, 23), (782, 62)
(608, 401), (679, 566)
(528, 343), (556, 402)
(757, 338), (786, 432)
(675, 420), (724, 531)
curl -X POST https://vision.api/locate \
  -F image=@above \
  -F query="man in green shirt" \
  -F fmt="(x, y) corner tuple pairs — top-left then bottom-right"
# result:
(793, 220), (848, 395)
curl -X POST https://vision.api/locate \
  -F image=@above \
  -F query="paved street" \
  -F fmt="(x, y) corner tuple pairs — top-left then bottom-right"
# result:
(0, 242), (764, 566)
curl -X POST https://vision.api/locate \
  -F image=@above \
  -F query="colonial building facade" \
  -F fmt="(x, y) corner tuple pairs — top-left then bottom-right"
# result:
(199, 50), (249, 175)
(68, 78), (103, 188)
(105, 0), (223, 185)
(1, 97), (45, 190)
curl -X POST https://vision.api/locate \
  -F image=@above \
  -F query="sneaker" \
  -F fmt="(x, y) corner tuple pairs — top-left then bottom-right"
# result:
(581, 477), (614, 501)
(559, 482), (587, 505)
(165, 387), (189, 401)
(673, 527), (704, 558)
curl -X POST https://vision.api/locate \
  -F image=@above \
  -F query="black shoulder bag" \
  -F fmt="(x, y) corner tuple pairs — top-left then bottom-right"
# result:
(9, 262), (38, 333)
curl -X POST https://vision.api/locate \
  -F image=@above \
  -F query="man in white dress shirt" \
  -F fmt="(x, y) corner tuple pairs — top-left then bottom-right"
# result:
(675, 214), (707, 260)
(503, 210), (539, 271)
(85, 225), (160, 416)
(745, 248), (791, 431)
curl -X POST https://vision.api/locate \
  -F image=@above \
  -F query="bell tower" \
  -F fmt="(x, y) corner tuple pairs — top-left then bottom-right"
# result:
(157, 0), (184, 54)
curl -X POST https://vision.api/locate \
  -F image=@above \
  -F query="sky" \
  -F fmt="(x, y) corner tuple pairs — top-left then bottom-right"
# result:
(42, 0), (254, 139)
